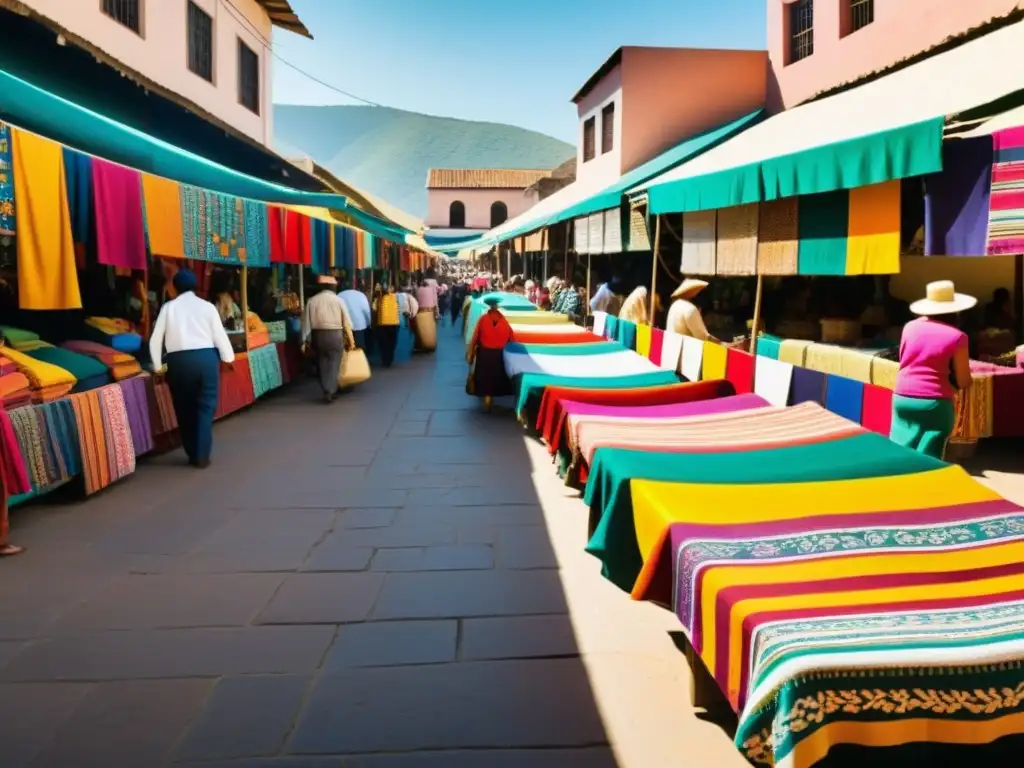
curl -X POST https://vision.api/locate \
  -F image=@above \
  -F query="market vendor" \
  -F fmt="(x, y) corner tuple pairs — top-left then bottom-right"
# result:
(619, 285), (660, 326)
(211, 274), (243, 331)
(891, 280), (974, 459)
(149, 268), (236, 469)
(466, 296), (514, 413)
(666, 278), (719, 343)
(302, 275), (355, 404)
(414, 276), (439, 352)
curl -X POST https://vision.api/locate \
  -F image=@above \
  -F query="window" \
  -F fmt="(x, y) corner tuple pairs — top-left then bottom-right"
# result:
(187, 1), (213, 83)
(601, 103), (615, 154)
(490, 201), (508, 228)
(789, 0), (814, 64)
(237, 39), (260, 114)
(849, 0), (874, 33)
(102, 0), (142, 34)
(449, 201), (466, 228)
(582, 117), (596, 162)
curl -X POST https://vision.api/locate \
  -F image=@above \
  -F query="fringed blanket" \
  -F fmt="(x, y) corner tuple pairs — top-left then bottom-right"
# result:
(8, 401), (79, 491)
(118, 375), (154, 457)
(248, 344), (283, 399)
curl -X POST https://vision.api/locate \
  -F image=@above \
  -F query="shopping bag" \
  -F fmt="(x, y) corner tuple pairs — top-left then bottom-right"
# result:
(338, 349), (372, 388)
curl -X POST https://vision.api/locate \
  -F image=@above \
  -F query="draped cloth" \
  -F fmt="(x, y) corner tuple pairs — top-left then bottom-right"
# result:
(244, 201), (271, 267)
(923, 136), (992, 256)
(797, 190), (848, 276)
(0, 122), (15, 236)
(845, 180), (901, 275)
(0, 408), (30, 544)
(63, 147), (93, 257)
(93, 158), (148, 270)
(10, 128), (81, 310)
(118, 375), (154, 457)
(142, 173), (185, 259)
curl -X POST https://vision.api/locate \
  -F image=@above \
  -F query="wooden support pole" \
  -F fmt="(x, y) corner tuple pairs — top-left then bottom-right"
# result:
(542, 228), (549, 283)
(586, 253), (592, 304)
(649, 215), (661, 320)
(565, 220), (572, 281)
(298, 265), (305, 311)
(240, 265), (249, 351)
(749, 273), (764, 355)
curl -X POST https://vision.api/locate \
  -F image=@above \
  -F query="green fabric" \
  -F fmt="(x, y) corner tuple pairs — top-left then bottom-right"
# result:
(26, 347), (109, 382)
(505, 341), (622, 356)
(646, 117), (944, 215)
(582, 432), (946, 591)
(889, 393), (955, 459)
(798, 190), (849, 275)
(755, 335), (783, 360)
(513, 370), (680, 419)
(0, 326), (40, 346)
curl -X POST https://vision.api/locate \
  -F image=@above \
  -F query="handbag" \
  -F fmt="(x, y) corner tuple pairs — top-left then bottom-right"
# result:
(338, 348), (372, 388)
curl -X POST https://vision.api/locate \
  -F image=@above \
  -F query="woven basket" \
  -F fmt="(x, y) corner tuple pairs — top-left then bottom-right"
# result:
(820, 318), (861, 344)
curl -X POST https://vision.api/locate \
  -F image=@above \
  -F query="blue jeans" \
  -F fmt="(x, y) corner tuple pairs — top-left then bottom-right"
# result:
(165, 348), (220, 463)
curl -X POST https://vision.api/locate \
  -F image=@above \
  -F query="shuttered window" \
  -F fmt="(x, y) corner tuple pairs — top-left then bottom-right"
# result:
(583, 117), (596, 162)
(238, 40), (260, 114)
(601, 103), (615, 154)
(850, 0), (874, 32)
(187, 1), (214, 83)
(102, 0), (142, 34)
(789, 0), (814, 63)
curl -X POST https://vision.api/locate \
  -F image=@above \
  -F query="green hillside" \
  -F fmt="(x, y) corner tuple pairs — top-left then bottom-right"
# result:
(273, 105), (575, 218)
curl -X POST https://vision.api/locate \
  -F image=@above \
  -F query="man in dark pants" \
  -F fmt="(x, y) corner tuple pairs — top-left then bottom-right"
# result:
(302, 275), (354, 402)
(375, 285), (401, 367)
(148, 268), (236, 468)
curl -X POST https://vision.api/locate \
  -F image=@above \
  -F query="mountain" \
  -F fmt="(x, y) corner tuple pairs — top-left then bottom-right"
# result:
(273, 105), (575, 219)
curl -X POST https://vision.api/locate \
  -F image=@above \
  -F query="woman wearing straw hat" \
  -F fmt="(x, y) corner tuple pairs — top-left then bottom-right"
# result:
(666, 278), (719, 343)
(891, 280), (974, 459)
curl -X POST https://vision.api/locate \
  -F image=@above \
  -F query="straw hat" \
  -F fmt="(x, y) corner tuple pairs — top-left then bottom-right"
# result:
(671, 278), (709, 301)
(909, 280), (976, 316)
(317, 274), (338, 286)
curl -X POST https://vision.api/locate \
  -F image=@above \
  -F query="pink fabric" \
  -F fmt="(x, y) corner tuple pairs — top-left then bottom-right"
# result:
(648, 328), (665, 366)
(559, 393), (769, 421)
(894, 317), (967, 400)
(92, 159), (147, 270)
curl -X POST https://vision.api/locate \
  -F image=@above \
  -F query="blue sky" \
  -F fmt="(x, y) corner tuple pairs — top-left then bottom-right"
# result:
(272, 0), (766, 144)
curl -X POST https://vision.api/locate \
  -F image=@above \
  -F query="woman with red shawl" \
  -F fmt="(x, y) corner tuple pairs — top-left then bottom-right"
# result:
(466, 297), (514, 412)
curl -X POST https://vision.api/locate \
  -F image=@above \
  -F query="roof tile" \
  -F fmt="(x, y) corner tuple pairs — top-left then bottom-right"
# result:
(426, 168), (551, 189)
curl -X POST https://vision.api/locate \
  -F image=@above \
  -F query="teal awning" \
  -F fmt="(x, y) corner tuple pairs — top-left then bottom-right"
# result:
(0, 68), (413, 244)
(636, 19), (1024, 215)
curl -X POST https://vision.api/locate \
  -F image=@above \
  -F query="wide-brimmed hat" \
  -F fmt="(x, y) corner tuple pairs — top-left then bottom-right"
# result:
(909, 280), (976, 316)
(671, 278), (709, 301)
(483, 297), (502, 308)
(317, 274), (338, 286)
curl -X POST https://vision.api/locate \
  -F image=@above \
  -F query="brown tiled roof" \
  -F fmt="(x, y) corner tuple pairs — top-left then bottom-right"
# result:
(255, 0), (313, 39)
(426, 168), (551, 189)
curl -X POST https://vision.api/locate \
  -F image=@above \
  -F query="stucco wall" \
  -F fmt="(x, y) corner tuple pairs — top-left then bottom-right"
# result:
(20, 0), (274, 144)
(620, 47), (768, 174)
(425, 188), (539, 230)
(574, 64), (623, 190)
(768, 0), (1023, 111)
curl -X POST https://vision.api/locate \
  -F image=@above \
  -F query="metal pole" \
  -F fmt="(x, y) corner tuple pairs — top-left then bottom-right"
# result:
(586, 253), (592, 304)
(749, 273), (765, 356)
(649, 215), (661, 320)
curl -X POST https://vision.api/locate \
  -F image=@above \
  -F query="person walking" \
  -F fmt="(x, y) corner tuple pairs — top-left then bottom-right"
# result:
(374, 285), (401, 368)
(338, 279), (372, 350)
(302, 275), (355, 404)
(149, 268), (235, 468)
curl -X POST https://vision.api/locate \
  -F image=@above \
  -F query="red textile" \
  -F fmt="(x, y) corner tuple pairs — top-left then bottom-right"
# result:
(860, 383), (893, 436)
(269, 207), (287, 264)
(92, 159), (148, 270)
(0, 409), (31, 544)
(276, 342), (303, 385)
(473, 310), (514, 350)
(648, 328), (665, 366)
(538, 379), (736, 454)
(992, 370), (1024, 437)
(725, 348), (755, 395)
(215, 358), (256, 420)
(282, 211), (312, 265)
(511, 331), (604, 345)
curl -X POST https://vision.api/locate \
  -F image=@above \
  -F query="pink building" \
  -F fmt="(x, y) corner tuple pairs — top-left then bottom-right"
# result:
(571, 47), (769, 189)
(768, 0), (1023, 111)
(425, 168), (549, 236)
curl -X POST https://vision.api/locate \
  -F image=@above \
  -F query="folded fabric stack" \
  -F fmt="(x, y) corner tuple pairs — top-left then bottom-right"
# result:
(248, 344), (283, 399)
(0, 347), (77, 402)
(0, 354), (32, 410)
(0, 326), (40, 349)
(266, 321), (287, 344)
(14, 339), (54, 352)
(118, 375), (154, 456)
(8, 401), (80, 492)
(246, 312), (271, 349)
(26, 347), (111, 393)
(69, 384), (136, 495)
(85, 317), (143, 354)
(62, 340), (143, 381)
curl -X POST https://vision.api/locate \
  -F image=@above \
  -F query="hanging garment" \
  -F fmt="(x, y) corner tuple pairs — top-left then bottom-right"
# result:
(180, 186), (246, 264)
(62, 147), (93, 259)
(923, 136), (992, 256)
(845, 180), (901, 275)
(243, 201), (270, 268)
(93, 158), (147, 270)
(142, 173), (185, 259)
(0, 123), (15, 236)
(283, 210), (312, 265)
(10, 128), (81, 310)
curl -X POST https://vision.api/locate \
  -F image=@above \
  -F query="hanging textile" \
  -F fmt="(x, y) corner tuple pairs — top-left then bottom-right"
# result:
(987, 126), (1024, 255)
(797, 189), (849, 276)
(93, 158), (147, 270)
(923, 136), (992, 256)
(364, 232), (377, 269)
(181, 185), (246, 265)
(62, 147), (93, 262)
(0, 123), (14, 236)
(756, 197), (798, 275)
(680, 210), (716, 275)
(281, 210), (312, 265)
(846, 180), (901, 274)
(715, 203), (758, 275)
(333, 226), (353, 271)
(310, 218), (330, 275)
(10, 128), (81, 310)
(243, 201), (270, 267)
(268, 206), (286, 263)
(702, 341), (727, 380)
(117, 375), (154, 456)
(142, 173), (185, 259)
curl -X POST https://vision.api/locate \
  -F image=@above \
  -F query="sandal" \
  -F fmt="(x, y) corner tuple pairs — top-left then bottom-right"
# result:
(0, 544), (25, 557)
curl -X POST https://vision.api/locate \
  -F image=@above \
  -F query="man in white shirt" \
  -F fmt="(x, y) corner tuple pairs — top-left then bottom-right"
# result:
(338, 280), (372, 349)
(303, 274), (355, 404)
(149, 268), (235, 469)
(665, 278), (719, 343)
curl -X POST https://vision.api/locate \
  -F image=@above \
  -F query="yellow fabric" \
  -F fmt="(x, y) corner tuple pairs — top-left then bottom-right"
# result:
(141, 174), (184, 259)
(870, 357), (899, 389)
(502, 313), (569, 325)
(804, 343), (844, 375)
(13, 339), (54, 352)
(1, 346), (77, 388)
(635, 324), (652, 358)
(86, 317), (134, 335)
(376, 294), (400, 326)
(845, 180), (901, 275)
(11, 128), (81, 310)
(838, 348), (873, 382)
(778, 339), (811, 366)
(701, 341), (727, 380)
(246, 311), (267, 335)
